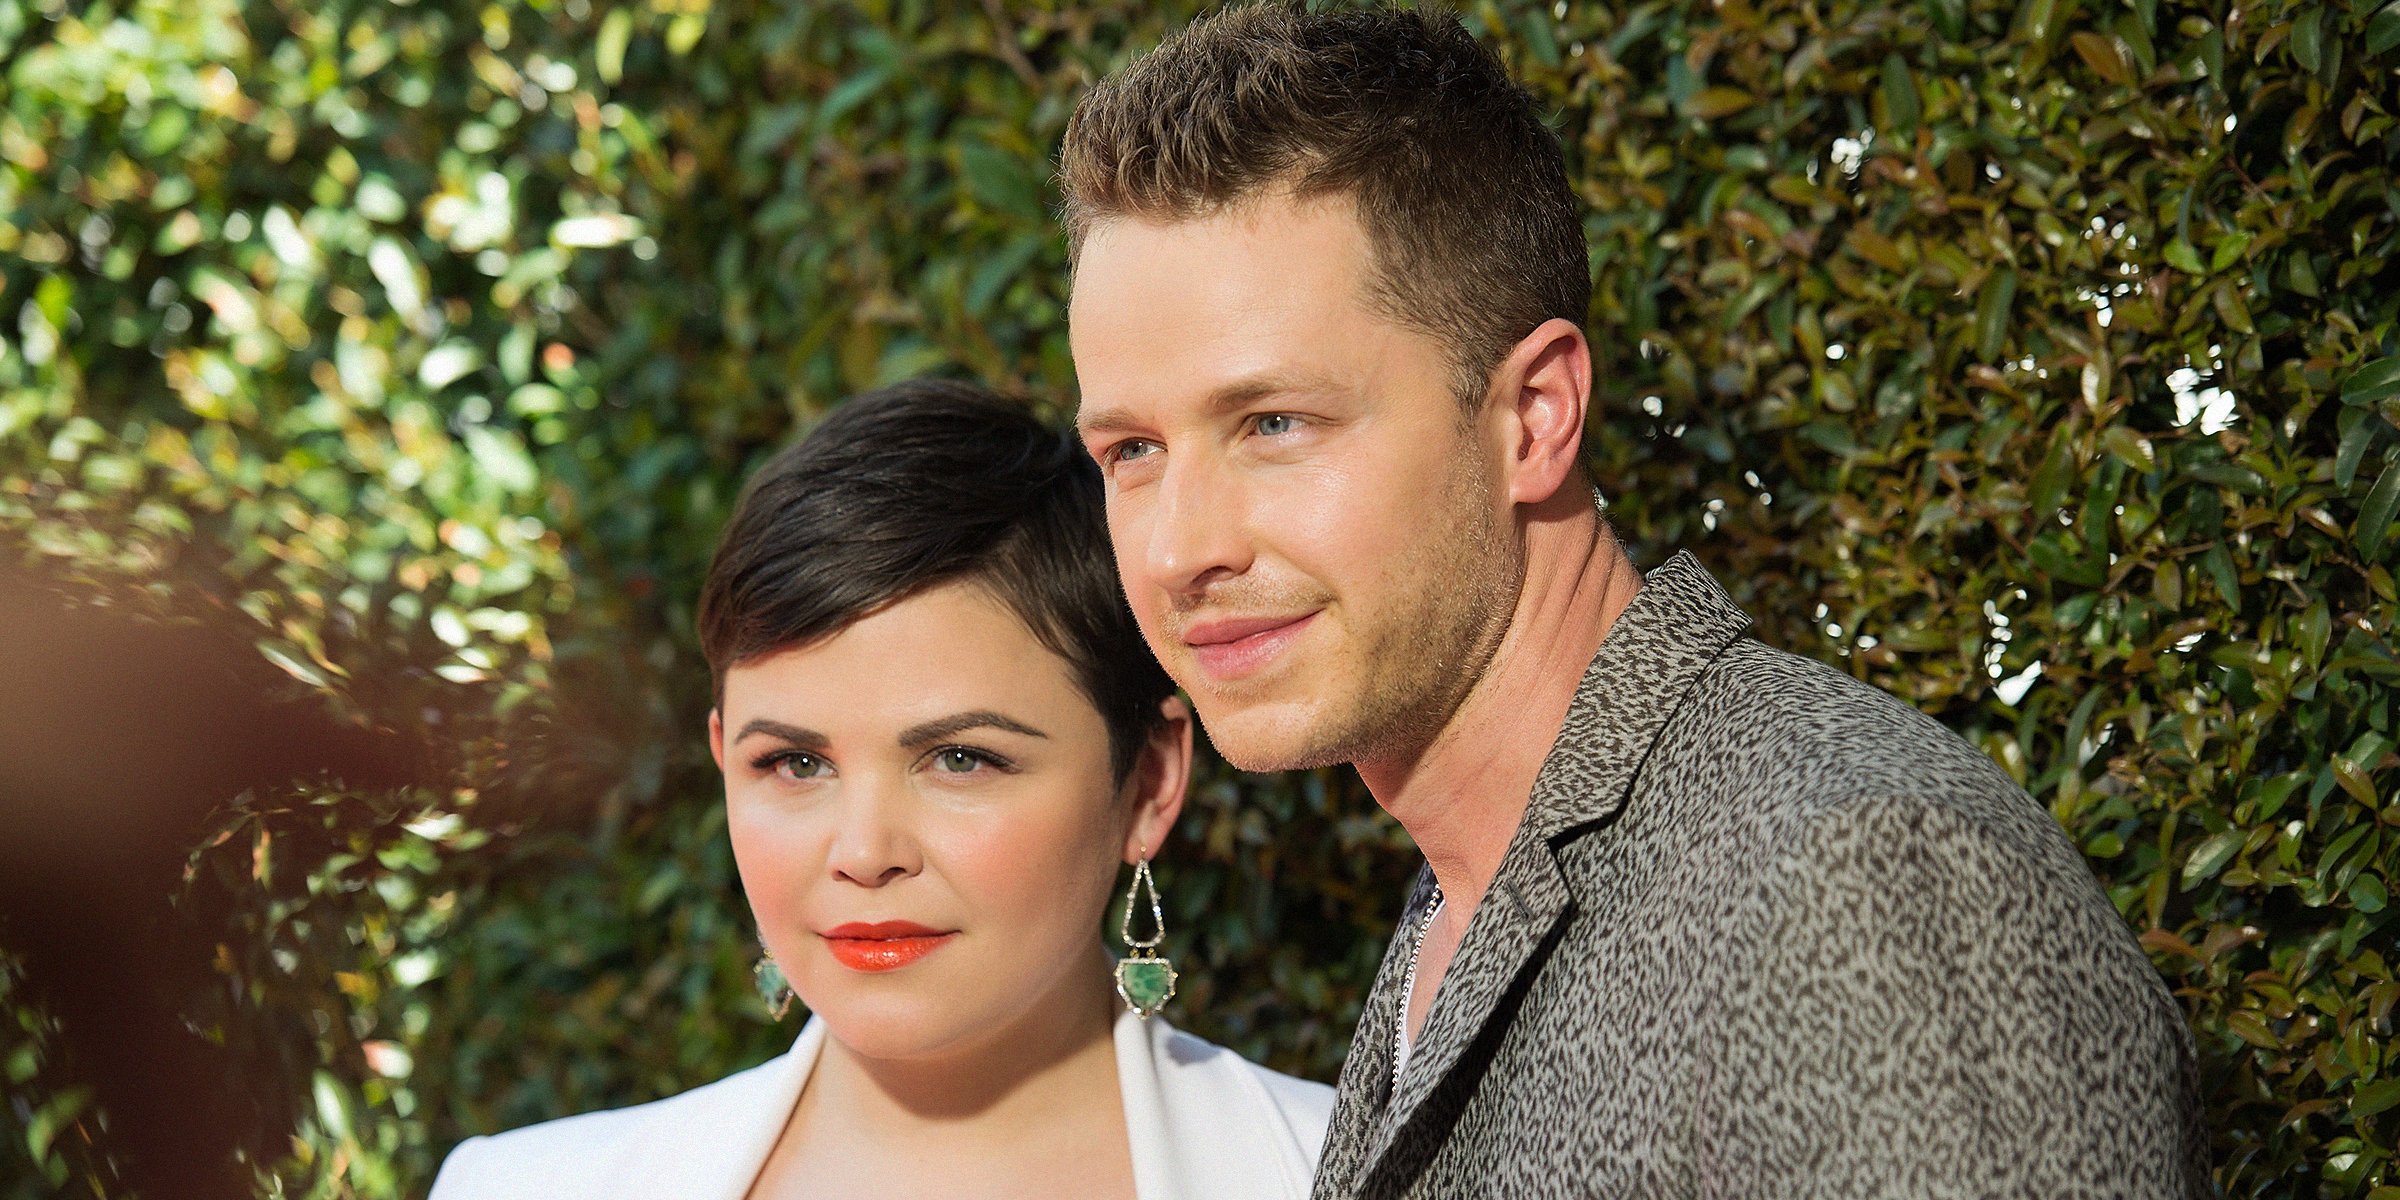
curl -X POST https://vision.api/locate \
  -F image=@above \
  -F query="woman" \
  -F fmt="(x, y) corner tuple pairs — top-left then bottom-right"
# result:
(429, 380), (1333, 1199)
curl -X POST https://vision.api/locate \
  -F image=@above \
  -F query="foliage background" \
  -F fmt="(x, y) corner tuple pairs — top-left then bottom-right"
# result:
(2, 0), (2397, 1195)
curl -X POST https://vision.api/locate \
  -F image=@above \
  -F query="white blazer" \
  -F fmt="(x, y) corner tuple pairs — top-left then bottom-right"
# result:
(429, 1010), (1334, 1200)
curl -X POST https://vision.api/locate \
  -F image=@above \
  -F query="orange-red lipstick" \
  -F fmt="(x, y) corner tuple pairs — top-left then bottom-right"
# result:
(821, 921), (955, 973)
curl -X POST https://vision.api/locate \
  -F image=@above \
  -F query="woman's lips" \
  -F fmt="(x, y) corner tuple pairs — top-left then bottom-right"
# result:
(820, 922), (956, 973)
(1182, 611), (1320, 680)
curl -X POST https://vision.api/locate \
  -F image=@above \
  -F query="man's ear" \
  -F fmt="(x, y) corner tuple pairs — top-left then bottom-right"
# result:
(1121, 695), (1193, 862)
(1488, 317), (1593, 507)
(708, 707), (727, 773)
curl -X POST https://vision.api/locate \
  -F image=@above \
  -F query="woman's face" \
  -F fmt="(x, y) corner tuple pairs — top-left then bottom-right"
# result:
(712, 579), (1184, 1061)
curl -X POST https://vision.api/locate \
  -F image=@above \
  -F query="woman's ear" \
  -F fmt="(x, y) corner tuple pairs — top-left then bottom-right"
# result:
(708, 707), (727, 773)
(1121, 695), (1193, 863)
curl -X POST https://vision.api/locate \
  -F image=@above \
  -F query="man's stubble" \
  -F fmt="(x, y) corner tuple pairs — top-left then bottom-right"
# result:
(1215, 442), (1522, 775)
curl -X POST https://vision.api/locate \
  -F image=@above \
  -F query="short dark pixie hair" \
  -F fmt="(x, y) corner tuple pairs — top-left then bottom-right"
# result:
(697, 380), (1174, 783)
(1058, 3), (1590, 402)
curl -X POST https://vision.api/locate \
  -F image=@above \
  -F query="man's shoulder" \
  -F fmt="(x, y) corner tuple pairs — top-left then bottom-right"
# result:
(1620, 636), (2117, 929)
(1663, 636), (2029, 817)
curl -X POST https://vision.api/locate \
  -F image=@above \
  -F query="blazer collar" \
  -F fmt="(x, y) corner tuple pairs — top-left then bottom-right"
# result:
(1523, 550), (1753, 841)
(615, 1018), (825, 1200)
(606, 1008), (1310, 1200)
(1347, 551), (1751, 1189)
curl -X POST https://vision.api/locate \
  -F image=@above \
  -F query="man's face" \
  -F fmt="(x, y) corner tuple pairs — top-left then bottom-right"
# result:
(1070, 193), (1521, 772)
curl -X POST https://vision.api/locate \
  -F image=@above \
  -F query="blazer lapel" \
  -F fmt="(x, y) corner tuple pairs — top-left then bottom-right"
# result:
(612, 1019), (824, 1200)
(1523, 552), (1753, 842)
(1343, 553), (1752, 1190)
(1351, 835), (1571, 1188)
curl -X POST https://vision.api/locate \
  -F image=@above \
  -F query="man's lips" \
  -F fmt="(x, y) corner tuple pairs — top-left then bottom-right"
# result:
(819, 921), (956, 973)
(1180, 610), (1320, 680)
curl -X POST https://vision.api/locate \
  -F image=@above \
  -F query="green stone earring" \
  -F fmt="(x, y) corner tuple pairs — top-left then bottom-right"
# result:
(753, 951), (793, 1021)
(1114, 852), (1177, 1019)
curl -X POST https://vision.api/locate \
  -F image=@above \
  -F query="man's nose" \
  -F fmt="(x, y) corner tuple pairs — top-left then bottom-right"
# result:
(1144, 452), (1252, 596)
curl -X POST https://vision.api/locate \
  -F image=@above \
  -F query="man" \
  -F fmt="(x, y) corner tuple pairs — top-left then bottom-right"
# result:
(1060, 5), (2209, 1198)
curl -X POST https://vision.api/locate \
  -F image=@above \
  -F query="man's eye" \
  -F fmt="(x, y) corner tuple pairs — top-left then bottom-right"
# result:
(1109, 440), (1159, 465)
(1253, 413), (1300, 437)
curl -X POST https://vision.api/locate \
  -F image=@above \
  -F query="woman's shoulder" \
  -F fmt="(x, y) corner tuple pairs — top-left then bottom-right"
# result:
(428, 1030), (819, 1200)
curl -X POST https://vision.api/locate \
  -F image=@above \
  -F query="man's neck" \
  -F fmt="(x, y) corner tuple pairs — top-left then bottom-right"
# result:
(1356, 489), (1642, 923)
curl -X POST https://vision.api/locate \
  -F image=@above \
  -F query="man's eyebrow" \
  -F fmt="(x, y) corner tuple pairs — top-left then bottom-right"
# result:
(1074, 404), (1145, 439)
(896, 710), (1049, 750)
(1076, 372), (1345, 438)
(732, 718), (830, 750)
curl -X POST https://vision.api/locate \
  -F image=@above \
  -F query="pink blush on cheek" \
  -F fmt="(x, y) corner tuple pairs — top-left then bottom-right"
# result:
(727, 808), (818, 967)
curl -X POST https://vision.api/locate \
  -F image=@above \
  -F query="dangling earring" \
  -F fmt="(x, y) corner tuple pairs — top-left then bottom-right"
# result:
(753, 951), (794, 1021)
(1114, 849), (1178, 1019)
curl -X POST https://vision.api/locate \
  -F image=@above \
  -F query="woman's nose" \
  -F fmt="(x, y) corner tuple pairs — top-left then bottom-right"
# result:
(826, 778), (921, 887)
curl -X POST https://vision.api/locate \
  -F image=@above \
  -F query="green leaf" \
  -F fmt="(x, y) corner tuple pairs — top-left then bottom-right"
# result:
(2225, 1010), (2281, 1048)
(2203, 542), (2241, 608)
(2369, 2), (2400, 56)
(461, 426), (537, 494)
(25, 1086), (92, 1162)
(2358, 457), (2400, 560)
(2013, 0), (2063, 46)
(2336, 409), (2385, 489)
(2103, 426), (2156, 472)
(1975, 268), (2017, 361)
(2351, 874), (2389, 914)
(2070, 31), (2133, 85)
(2027, 429), (2077, 521)
(2356, 1078), (2400, 1118)
(1683, 87), (1755, 119)
(2292, 9), (2325, 72)
(597, 9), (632, 85)
(2182, 827), (2245, 888)
(2163, 238), (2205, 274)
(1880, 54), (1921, 133)
(958, 140), (1043, 218)
(2343, 356), (2400, 406)
(2333, 758), (2379, 807)
(2210, 231), (2251, 273)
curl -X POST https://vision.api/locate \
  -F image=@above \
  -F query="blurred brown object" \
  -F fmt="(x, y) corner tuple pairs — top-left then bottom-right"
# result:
(0, 566), (423, 1200)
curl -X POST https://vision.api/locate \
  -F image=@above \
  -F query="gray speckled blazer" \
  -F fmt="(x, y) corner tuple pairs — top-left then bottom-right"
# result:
(1311, 552), (2209, 1199)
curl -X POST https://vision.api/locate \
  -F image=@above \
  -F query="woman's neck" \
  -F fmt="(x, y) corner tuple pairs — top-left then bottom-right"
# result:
(749, 945), (1136, 1199)
(812, 945), (1122, 1126)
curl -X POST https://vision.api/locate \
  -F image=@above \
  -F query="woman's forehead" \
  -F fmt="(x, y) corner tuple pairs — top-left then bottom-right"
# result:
(718, 581), (1100, 736)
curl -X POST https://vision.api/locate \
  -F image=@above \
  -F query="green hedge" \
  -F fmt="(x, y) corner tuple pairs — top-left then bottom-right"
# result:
(3, 0), (2396, 1195)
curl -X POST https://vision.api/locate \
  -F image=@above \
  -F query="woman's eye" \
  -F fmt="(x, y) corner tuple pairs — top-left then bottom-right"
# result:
(932, 747), (987, 774)
(1253, 413), (1299, 437)
(762, 752), (828, 782)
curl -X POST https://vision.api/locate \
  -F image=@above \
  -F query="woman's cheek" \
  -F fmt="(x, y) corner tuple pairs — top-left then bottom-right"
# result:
(937, 803), (1112, 940)
(728, 795), (814, 949)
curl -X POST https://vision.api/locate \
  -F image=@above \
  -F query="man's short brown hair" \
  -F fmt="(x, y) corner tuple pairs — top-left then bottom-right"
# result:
(1058, 3), (1590, 402)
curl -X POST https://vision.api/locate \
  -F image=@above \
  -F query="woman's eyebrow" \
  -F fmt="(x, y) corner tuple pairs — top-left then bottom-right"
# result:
(733, 718), (830, 751)
(897, 710), (1049, 750)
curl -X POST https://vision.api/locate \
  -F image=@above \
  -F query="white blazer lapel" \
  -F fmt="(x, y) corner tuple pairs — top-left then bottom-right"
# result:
(1116, 1011), (1326, 1200)
(610, 1018), (824, 1200)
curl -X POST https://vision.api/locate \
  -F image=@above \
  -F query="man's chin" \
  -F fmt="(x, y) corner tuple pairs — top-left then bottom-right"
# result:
(1189, 696), (1355, 773)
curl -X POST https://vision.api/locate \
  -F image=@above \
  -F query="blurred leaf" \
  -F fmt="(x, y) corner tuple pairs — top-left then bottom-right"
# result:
(2347, 356), (2400, 406)
(2358, 458), (2400, 560)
